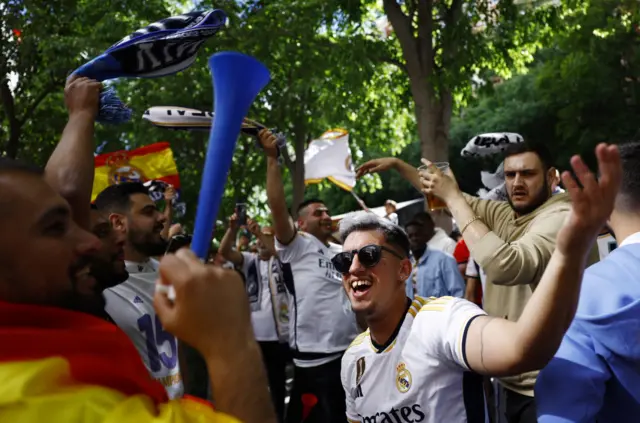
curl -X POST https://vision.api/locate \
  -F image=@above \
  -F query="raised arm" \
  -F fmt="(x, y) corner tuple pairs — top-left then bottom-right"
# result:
(219, 214), (244, 267)
(258, 129), (296, 244)
(45, 76), (101, 230)
(356, 157), (422, 193)
(246, 218), (277, 257)
(463, 143), (621, 376)
(160, 185), (176, 240)
(154, 249), (277, 423)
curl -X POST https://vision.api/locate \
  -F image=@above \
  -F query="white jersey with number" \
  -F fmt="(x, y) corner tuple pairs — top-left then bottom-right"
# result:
(341, 296), (488, 423)
(276, 231), (359, 367)
(104, 259), (184, 399)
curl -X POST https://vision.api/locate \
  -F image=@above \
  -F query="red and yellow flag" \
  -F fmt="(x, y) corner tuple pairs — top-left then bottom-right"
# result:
(0, 301), (239, 423)
(92, 142), (181, 202)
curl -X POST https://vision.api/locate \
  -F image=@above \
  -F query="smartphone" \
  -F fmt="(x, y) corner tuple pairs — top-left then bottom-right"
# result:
(236, 203), (247, 226)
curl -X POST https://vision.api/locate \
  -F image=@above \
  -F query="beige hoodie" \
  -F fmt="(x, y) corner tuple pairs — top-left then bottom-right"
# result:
(464, 192), (599, 396)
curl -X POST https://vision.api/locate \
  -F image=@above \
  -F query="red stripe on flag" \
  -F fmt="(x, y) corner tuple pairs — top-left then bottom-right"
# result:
(0, 301), (168, 404)
(94, 142), (172, 167)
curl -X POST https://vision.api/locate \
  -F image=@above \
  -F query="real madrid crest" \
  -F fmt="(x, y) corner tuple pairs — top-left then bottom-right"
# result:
(106, 152), (146, 185)
(396, 362), (412, 394)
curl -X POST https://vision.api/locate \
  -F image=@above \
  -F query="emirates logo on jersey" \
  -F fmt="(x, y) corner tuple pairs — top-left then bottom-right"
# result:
(395, 362), (412, 394)
(359, 405), (425, 423)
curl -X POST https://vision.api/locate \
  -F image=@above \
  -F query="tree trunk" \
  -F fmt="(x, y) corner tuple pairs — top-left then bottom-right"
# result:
(383, 0), (456, 232)
(0, 79), (21, 158)
(414, 91), (452, 163)
(410, 81), (454, 233)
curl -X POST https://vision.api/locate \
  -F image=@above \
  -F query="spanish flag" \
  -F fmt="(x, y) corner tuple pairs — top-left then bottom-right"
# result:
(0, 301), (239, 423)
(92, 142), (180, 202)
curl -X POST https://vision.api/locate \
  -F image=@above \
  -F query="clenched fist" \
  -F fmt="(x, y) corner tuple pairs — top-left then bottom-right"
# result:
(64, 76), (102, 118)
(154, 249), (253, 357)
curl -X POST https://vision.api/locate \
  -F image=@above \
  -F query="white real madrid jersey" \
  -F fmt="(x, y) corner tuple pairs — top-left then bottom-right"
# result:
(276, 232), (359, 364)
(341, 296), (488, 423)
(104, 259), (184, 399)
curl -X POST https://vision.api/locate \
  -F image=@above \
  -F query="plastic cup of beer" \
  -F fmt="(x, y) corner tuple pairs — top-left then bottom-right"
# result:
(418, 162), (450, 211)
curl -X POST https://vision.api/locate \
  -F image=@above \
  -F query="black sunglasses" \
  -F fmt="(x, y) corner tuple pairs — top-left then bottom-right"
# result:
(331, 244), (405, 274)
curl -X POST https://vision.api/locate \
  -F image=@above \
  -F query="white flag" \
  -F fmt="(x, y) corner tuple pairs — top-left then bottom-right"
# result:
(304, 128), (355, 192)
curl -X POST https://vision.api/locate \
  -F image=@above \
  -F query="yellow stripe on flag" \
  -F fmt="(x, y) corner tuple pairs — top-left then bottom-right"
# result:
(0, 357), (239, 423)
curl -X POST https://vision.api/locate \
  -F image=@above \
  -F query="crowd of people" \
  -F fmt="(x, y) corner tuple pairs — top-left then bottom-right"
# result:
(1, 74), (639, 423)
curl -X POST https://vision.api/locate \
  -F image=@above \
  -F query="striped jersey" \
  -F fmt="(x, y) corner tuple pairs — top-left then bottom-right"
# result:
(341, 296), (487, 423)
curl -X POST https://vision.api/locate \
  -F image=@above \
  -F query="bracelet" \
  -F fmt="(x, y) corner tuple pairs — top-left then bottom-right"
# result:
(460, 216), (482, 235)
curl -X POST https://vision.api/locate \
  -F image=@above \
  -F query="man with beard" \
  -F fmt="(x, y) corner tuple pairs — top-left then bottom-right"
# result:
(356, 142), (599, 423)
(0, 158), (279, 423)
(85, 205), (128, 317)
(338, 143), (620, 423)
(94, 182), (184, 399)
(259, 129), (360, 423)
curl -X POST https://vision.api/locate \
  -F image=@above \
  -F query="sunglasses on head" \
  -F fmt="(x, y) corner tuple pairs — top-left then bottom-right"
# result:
(331, 244), (405, 274)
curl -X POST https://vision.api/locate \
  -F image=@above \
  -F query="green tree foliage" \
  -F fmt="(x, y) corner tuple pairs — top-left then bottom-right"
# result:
(335, 0), (559, 163)
(89, 0), (414, 232)
(0, 0), (175, 160)
(358, 0), (639, 206)
(450, 0), (639, 168)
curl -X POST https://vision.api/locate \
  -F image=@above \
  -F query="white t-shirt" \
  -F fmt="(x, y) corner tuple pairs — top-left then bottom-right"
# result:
(342, 296), (487, 423)
(276, 231), (360, 367)
(465, 257), (486, 304)
(428, 228), (457, 256)
(104, 259), (184, 399)
(241, 253), (279, 342)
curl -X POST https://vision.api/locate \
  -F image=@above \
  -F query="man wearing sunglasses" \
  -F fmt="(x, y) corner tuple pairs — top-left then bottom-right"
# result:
(338, 144), (621, 423)
(259, 129), (360, 423)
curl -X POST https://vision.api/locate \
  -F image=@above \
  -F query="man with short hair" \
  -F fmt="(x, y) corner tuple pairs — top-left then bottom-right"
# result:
(259, 129), (360, 423)
(536, 141), (640, 422)
(0, 156), (278, 423)
(357, 143), (599, 422)
(404, 216), (465, 299)
(95, 182), (184, 399)
(220, 214), (291, 422)
(410, 212), (457, 255)
(337, 143), (620, 423)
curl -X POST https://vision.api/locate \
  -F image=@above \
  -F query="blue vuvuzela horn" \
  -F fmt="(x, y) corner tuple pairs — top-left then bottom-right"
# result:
(191, 52), (270, 259)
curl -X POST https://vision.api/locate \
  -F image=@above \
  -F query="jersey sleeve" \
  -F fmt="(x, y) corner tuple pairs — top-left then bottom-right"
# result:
(275, 232), (311, 263)
(414, 297), (486, 370)
(340, 354), (362, 423)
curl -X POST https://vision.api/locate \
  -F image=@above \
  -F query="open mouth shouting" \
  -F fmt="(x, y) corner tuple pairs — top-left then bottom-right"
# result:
(349, 279), (373, 300)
